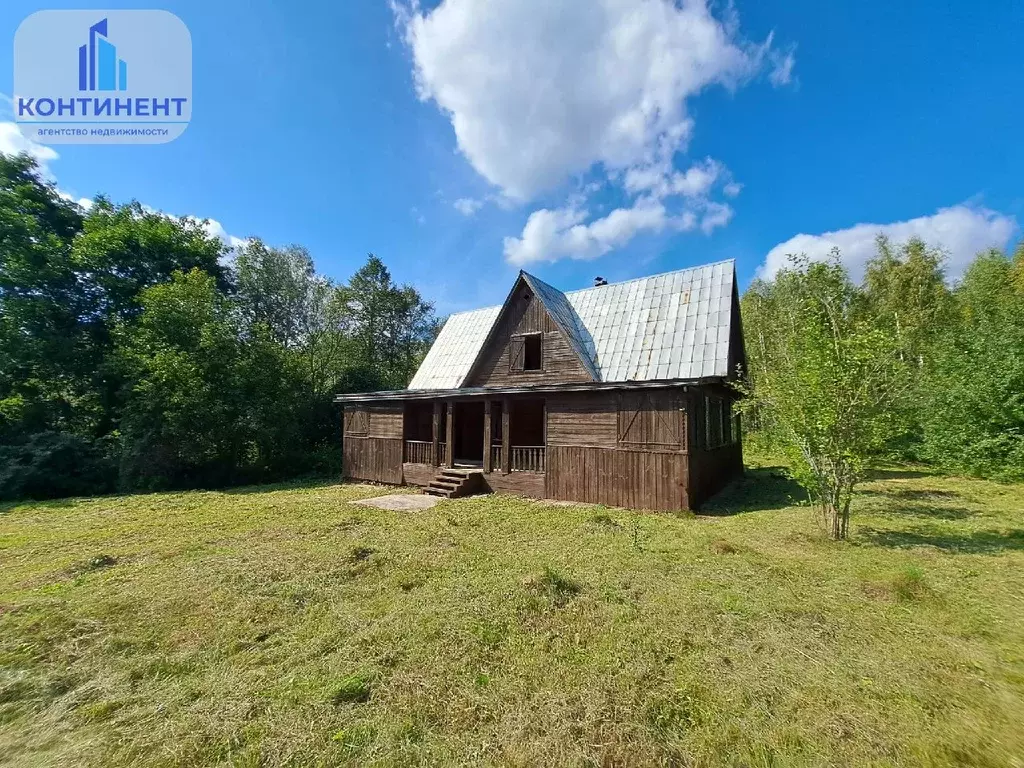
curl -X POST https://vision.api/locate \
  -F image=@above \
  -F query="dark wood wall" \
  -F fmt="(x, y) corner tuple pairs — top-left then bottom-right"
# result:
(343, 404), (404, 484)
(545, 389), (690, 511)
(687, 387), (744, 507)
(466, 280), (592, 387)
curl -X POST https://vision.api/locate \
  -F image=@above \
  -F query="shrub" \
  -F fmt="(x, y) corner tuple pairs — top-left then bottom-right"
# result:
(0, 432), (114, 501)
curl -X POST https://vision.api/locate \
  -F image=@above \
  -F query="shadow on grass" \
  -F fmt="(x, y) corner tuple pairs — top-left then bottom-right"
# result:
(859, 525), (1024, 554)
(699, 467), (806, 516)
(866, 467), (939, 481)
(217, 476), (346, 496)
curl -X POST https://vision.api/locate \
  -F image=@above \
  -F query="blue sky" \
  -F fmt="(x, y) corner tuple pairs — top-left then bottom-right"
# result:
(2, 0), (1021, 316)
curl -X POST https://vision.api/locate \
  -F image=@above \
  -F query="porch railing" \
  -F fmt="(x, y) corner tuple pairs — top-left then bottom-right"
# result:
(511, 445), (545, 473)
(404, 440), (431, 464)
(490, 444), (502, 470)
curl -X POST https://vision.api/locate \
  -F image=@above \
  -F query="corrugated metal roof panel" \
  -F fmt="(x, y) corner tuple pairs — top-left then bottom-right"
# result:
(407, 305), (501, 389)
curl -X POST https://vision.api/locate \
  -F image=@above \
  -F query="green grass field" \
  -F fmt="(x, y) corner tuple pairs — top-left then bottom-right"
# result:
(1, 463), (1022, 767)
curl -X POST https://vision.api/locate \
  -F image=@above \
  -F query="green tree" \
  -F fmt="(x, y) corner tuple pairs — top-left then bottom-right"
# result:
(740, 253), (908, 540)
(116, 269), (309, 490)
(920, 247), (1024, 479)
(0, 154), (86, 437)
(338, 255), (438, 389)
(862, 235), (952, 458)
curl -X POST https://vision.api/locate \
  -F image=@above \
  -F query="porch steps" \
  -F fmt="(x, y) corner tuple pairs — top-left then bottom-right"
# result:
(424, 468), (485, 499)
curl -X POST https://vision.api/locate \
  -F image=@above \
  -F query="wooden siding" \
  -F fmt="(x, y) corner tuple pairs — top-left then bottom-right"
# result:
(344, 436), (403, 484)
(545, 389), (691, 510)
(345, 404), (402, 439)
(689, 442), (743, 508)
(546, 392), (618, 447)
(466, 280), (592, 387)
(344, 405), (403, 483)
(402, 462), (434, 487)
(483, 470), (546, 498)
(547, 446), (689, 511)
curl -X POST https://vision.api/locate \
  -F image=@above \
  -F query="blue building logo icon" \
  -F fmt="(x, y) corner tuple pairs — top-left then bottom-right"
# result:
(78, 18), (127, 91)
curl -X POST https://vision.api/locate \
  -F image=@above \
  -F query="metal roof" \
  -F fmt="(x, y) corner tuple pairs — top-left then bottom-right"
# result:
(407, 305), (501, 389)
(407, 259), (737, 390)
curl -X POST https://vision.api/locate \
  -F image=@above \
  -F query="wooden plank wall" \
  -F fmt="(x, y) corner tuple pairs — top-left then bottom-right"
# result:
(546, 446), (688, 511)
(343, 404), (404, 484)
(467, 281), (593, 387)
(481, 471), (546, 498)
(689, 442), (743, 508)
(545, 390), (690, 511)
(402, 462), (434, 487)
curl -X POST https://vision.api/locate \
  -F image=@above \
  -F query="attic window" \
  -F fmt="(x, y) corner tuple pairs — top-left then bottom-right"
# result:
(523, 334), (542, 370)
(510, 333), (542, 372)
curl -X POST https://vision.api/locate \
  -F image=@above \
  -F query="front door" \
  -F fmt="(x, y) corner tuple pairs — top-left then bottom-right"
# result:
(453, 401), (484, 465)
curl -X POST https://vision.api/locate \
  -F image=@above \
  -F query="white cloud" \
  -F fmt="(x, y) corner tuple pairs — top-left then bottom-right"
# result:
(761, 204), (1019, 281)
(453, 197), (484, 215)
(700, 201), (733, 234)
(723, 181), (742, 198)
(399, 0), (778, 202)
(504, 196), (698, 265)
(768, 48), (796, 87)
(624, 157), (723, 199)
(0, 121), (59, 176)
(396, 0), (790, 264)
(193, 217), (249, 254)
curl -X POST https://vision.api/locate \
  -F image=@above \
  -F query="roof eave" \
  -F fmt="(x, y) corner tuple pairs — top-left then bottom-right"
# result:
(334, 376), (728, 403)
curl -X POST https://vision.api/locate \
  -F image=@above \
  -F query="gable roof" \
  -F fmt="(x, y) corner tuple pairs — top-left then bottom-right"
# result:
(408, 259), (739, 390)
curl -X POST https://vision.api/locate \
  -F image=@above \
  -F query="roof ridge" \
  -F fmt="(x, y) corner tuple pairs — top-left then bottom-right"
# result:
(437, 260), (734, 319)
(564, 258), (735, 297)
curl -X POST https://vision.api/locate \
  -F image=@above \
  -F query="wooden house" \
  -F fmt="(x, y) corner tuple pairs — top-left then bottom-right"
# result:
(335, 259), (745, 510)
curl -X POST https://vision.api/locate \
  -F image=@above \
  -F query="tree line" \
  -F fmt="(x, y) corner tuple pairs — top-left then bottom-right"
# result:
(741, 236), (1024, 538)
(0, 154), (440, 500)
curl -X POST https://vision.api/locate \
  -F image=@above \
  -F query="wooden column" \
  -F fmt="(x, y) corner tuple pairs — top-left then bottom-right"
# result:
(483, 400), (492, 473)
(431, 401), (441, 467)
(501, 397), (511, 474)
(445, 400), (455, 467)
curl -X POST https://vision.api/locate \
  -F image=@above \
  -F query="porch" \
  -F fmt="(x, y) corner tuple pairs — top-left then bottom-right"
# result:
(402, 398), (546, 474)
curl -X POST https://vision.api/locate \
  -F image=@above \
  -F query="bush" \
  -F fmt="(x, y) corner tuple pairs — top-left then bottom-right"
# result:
(0, 432), (115, 501)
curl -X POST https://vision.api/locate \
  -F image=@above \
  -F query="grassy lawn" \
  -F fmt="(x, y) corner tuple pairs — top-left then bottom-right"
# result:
(1, 466), (1022, 767)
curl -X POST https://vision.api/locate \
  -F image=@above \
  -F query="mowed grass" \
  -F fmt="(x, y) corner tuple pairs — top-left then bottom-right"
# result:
(1, 466), (1022, 768)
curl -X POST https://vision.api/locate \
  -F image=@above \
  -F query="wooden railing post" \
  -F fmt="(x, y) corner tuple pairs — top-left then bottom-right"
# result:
(502, 398), (511, 474)
(445, 400), (455, 467)
(431, 401), (440, 467)
(483, 400), (492, 473)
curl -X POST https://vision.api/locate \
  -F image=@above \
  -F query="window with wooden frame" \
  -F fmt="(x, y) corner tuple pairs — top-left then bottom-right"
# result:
(345, 407), (369, 436)
(617, 392), (685, 449)
(509, 333), (543, 372)
(704, 396), (732, 449)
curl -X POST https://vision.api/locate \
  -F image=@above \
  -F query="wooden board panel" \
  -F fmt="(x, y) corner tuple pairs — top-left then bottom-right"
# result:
(367, 405), (403, 439)
(343, 436), (403, 484)
(689, 441), (743, 508)
(546, 392), (618, 447)
(483, 471), (546, 498)
(546, 445), (689, 511)
(402, 463), (434, 487)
